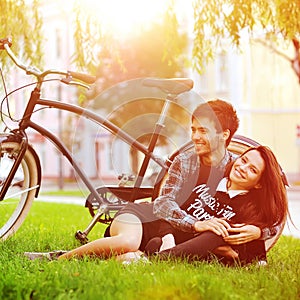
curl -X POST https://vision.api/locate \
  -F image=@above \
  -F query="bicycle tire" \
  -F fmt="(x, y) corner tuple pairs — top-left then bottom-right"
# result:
(0, 142), (39, 240)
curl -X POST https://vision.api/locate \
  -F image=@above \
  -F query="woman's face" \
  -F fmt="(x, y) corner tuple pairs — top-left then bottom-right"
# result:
(229, 149), (265, 190)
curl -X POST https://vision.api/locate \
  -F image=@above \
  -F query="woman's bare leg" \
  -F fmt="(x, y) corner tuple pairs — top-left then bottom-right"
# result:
(59, 213), (143, 260)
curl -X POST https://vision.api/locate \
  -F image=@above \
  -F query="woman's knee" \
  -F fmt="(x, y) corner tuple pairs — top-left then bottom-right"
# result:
(119, 235), (141, 252)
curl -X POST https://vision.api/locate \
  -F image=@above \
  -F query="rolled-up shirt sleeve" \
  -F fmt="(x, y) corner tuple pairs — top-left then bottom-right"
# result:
(260, 224), (281, 240)
(153, 152), (198, 232)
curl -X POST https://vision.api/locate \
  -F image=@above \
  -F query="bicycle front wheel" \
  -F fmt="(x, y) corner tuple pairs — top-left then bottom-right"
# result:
(0, 142), (39, 240)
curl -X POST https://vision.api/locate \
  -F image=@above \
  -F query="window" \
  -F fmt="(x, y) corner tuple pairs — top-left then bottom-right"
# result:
(55, 29), (62, 59)
(215, 52), (229, 92)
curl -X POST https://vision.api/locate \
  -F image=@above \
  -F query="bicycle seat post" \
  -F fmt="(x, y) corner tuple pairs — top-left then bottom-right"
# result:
(130, 78), (194, 202)
(130, 94), (173, 200)
(156, 93), (174, 129)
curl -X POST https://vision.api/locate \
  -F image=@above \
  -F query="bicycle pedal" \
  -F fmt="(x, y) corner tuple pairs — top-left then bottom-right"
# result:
(75, 230), (89, 244)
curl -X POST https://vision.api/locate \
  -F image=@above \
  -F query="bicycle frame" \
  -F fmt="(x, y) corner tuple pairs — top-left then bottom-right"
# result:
(0, 38), (196, 241)
(1, 38), (195, 205)
(1, 88), (175, 205)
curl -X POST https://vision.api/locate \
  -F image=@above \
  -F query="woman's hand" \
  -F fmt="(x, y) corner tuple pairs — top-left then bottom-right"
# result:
(194, 218), (231, 237)
(224, 224), (261, 245)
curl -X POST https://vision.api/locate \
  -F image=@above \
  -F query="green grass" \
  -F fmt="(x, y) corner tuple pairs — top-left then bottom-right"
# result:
(0, 201), (300, 300)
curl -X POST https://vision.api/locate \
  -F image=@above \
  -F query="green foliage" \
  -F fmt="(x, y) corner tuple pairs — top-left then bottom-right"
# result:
(72, 1), (190, 155)
(192, 0), (300, 73)
(72, 0), (105, 74)
(2, 0), (299, 80)
(161, 0), (186, 68)
(0, 0), (43, 68)
(0, 201), (299, 299)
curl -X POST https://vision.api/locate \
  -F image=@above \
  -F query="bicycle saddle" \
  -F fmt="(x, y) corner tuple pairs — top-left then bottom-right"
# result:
(142, 78), (194, 95)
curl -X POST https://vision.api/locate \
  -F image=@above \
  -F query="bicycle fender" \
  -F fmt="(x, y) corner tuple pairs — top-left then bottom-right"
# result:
(0, 132), (23, 143)
(0, 132), (42, 197)
(27, 144), (42, 197)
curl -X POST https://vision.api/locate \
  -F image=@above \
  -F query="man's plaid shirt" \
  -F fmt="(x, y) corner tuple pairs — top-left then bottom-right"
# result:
(153, 149), (278, 240)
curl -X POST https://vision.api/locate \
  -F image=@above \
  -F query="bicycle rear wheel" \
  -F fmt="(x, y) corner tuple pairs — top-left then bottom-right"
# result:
(0, 142), (39, 240)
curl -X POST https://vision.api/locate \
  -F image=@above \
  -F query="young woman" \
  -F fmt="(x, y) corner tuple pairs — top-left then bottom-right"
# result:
(55, 145), (287, 265)
(25, 144), (287, 264)
(146, 145), (288, 265)
(24, 99), (286, 263)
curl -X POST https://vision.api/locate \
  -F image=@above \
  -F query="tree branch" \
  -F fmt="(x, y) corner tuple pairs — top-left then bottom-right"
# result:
(291, 39), (300, 82)
(254, 39), (292, 62)
(255, 38), (300, 84)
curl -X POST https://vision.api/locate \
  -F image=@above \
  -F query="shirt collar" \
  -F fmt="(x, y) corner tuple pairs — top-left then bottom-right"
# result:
(217, 178), (249, 198)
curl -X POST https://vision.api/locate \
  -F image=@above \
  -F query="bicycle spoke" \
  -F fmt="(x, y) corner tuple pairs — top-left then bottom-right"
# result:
(3, 185), (39, 200)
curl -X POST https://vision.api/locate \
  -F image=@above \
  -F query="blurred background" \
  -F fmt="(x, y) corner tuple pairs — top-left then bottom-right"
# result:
(1, 0), (299, 189)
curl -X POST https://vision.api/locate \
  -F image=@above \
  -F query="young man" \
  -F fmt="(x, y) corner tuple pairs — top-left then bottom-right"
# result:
(150, 145), (288, 265)
(152, 100), (277, 256)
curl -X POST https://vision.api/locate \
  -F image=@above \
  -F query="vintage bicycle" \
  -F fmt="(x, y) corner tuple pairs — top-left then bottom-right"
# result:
(0, 38), (281, 250)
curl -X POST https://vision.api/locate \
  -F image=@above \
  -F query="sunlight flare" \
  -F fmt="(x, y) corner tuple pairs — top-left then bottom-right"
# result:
(80, 0), (171, 37)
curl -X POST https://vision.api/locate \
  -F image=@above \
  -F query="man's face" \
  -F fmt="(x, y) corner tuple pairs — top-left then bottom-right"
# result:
(191, 117), (223, 157)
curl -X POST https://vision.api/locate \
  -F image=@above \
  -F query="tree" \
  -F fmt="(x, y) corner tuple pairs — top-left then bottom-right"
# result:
(0, 0), (43, 68)
(72, 0), (187, 75)
(192, 0), (300, 82)
(3, 1), (299, 82)
(73, 1), (190, 147)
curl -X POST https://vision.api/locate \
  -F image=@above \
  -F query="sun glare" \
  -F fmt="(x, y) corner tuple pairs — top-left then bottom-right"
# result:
(82, 0), (170, 37)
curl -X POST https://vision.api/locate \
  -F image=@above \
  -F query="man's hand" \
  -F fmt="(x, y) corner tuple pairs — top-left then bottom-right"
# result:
(224, 224), (261, 245)
(194, 218), (231, 237)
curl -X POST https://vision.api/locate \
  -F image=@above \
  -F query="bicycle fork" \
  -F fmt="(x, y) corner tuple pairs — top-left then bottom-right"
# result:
(0, 133), (28, 201)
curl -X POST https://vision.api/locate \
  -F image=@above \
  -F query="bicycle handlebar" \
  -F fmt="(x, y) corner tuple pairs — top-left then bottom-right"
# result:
(0, 37), (96, 85)
(68, 71), (96, 84)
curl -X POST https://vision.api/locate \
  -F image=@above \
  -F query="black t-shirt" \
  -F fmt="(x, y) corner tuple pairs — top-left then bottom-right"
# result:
(180, 165), (254, 224)
(180, 164), (224, 217)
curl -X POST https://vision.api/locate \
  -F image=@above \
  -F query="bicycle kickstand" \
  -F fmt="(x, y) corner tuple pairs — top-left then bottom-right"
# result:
(75, 205), (107, 244)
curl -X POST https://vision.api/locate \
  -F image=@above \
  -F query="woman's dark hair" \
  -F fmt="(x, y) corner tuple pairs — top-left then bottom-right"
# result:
(225, 146), (288, 229)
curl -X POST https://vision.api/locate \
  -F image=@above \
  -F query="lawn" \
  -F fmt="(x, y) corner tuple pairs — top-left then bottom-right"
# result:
(0, 200), (299, 300)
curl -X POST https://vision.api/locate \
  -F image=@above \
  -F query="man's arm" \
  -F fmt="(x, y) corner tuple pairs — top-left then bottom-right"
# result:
(260, 224), (282, 240)
(153, 153), (199, 233)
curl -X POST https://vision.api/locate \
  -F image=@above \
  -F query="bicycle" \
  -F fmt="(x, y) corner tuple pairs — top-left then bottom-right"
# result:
(0, 37), (281, 251)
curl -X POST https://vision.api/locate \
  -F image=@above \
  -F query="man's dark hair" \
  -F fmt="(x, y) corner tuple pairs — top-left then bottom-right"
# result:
(192, 99), (239, 146)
